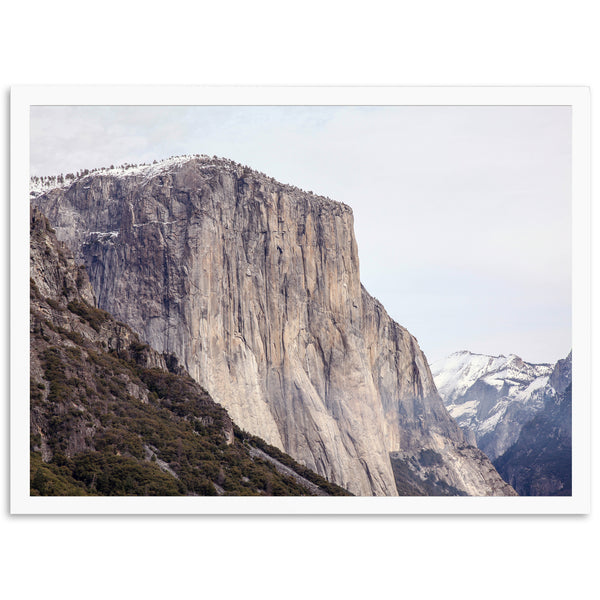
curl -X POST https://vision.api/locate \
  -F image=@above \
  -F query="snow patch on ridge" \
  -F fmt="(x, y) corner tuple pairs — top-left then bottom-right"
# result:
(30, 154), (347, 211)
(432, 351), (552, 405)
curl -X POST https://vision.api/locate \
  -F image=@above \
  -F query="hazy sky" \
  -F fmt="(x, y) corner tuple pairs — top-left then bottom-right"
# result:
(30, 105), (571, 364)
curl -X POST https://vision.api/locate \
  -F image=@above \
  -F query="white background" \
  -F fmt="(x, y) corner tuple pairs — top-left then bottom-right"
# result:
(1, 2), (597, 599)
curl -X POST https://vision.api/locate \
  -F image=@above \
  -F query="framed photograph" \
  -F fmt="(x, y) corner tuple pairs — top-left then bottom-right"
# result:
(10, 86), (591, 514)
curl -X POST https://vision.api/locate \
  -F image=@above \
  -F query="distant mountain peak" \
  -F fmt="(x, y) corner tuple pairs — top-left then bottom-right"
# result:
(431, 350), (555, 460)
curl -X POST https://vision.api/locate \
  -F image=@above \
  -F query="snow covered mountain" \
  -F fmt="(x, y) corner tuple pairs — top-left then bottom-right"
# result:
(431, 351), (554, 460)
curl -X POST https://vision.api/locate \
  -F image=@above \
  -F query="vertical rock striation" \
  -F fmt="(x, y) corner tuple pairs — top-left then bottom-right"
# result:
(29, 208), (351, 497)
(32, 156), (515, 496)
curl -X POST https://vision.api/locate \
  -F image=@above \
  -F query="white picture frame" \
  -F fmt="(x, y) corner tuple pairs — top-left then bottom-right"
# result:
(11, 85), (591, 514)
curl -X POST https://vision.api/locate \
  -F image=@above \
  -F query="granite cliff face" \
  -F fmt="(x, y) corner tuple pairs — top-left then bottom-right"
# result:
(32, 155), (515, 496)
(30, 208), (350, 496)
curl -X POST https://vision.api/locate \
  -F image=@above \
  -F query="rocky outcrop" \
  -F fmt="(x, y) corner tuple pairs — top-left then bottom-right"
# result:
(361, 294), (515, 495)
(548, 351), (572, 395)
(32, 155), (515, 496)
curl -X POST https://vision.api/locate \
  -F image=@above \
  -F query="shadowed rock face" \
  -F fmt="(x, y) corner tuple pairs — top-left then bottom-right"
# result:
(32, 156), (515, 496)
(493, 352), (572, 496)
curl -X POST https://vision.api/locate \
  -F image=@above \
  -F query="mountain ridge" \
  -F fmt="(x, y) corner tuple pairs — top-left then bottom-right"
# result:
(30, 154), (346, 211)
(431, 350), (555, 460)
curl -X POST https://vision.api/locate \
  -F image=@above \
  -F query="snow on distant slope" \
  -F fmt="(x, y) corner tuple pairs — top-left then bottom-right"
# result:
(431, 351), (553, 460)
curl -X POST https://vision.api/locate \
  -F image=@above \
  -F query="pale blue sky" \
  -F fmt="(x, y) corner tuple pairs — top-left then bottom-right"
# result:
(30, 105), (571, 364)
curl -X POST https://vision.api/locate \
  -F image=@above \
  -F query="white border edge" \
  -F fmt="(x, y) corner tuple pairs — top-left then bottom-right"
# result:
(10, 86), (591, 515)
